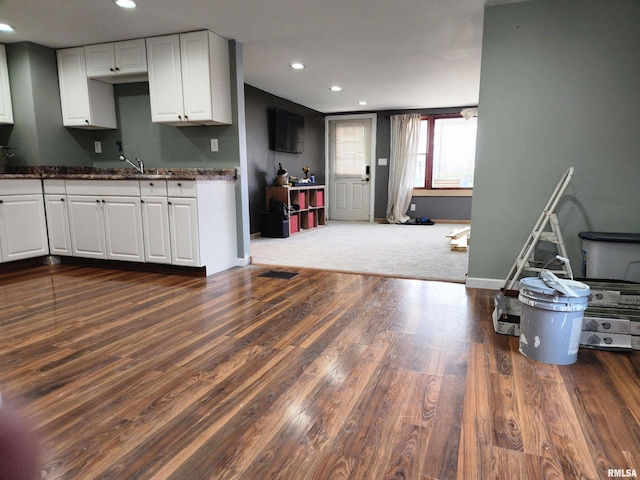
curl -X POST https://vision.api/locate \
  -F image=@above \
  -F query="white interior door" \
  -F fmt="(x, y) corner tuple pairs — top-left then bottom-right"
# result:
(327, 115), (375, 221)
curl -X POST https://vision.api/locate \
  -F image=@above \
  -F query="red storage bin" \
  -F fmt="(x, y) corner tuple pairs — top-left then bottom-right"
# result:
(290, 214), (299, 233)
(316, 190), (324, 207)
(298, 192), (307, 209)
(308, 211), (316, 228)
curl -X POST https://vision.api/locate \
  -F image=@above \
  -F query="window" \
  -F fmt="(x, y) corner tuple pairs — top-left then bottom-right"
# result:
(334, 121), (366, 177)
(413, 115), (477, 190)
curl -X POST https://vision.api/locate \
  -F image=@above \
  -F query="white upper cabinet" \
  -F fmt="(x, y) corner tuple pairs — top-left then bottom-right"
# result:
(56, 47), (117, 129)
(85, 39), (148, 83)
(0, 44), (13, 125)
(146, 30), (232, 126)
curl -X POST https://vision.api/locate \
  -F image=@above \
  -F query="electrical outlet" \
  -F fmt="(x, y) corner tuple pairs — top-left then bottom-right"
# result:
(410, 203), (416, 211)
(210, 138), (219, 152)
(94, 141), (102, 154)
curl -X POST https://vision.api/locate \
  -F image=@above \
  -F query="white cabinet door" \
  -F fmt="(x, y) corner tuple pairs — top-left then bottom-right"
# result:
(0, 44), (13, 125)
(103, 196), (145, 262)
(67, 195), (107, 259)
(115, 39), (147, 76)
(180, 31), (213, 122)
(146, 34), (185, 124)
(168, 197), (200, 267)
(181, 30), (231, 125)
(84, 43), (115, 77)
(141, 196), (171, 264)
(0, 194), (49, 262)
(147, 30), (231, 126)
(44, 195), (72, 256)
(85, 39), (147, 79)
(56, 47), (116, 129)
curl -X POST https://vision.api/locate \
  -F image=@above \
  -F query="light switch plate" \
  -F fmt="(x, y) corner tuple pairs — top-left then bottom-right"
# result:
(210, 139), (219, 152)
(94, 141), (102, 154)
(378, 158), (387, 166)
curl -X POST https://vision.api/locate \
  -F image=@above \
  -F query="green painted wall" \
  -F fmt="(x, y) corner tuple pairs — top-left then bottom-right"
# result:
(92, 81), (240, 170)
(4, 42), (92, 166)
(468, 0), (640, 285)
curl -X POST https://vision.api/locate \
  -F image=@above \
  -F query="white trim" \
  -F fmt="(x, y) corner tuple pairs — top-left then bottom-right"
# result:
(465, 277), (505, 290)
(325, 113), (377, 222)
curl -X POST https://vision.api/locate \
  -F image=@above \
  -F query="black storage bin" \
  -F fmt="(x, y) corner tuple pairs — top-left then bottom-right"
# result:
(260, 212), (289, 238)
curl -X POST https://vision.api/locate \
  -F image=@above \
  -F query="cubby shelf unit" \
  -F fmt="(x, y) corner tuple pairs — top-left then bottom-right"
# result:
(265, 185), (326, 235)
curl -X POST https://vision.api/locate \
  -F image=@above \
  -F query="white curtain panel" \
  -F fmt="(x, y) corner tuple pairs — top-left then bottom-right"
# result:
(386, 113), (421, 224)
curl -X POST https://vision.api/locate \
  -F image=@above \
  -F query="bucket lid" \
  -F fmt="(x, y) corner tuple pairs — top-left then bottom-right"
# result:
(579, 231), (640, 243)
(519, 277), (590, 297)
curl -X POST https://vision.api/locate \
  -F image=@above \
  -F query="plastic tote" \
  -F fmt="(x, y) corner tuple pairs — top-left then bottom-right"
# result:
(518, 277), (590, 365)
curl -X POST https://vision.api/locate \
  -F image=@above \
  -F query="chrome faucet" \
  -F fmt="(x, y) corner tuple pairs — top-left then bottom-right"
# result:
(118, 154), (144, 174)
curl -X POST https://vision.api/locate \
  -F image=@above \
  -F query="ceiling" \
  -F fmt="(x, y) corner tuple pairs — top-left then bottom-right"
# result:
(0, 0), (517, 113)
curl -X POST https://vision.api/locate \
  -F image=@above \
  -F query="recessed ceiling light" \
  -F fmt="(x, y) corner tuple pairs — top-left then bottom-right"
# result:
(290, 63), (304, 70)
(358, 101), (368, 106)
(115, 0), (137, 8)
(330, 86), (342, 92)
(0, 23), (14, 32)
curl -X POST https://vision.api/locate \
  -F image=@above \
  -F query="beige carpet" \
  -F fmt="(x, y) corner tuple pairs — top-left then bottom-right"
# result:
(250, 221), (469, 283)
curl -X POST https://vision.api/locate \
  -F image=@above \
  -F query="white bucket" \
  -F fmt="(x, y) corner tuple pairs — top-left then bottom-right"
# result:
(518, 277), (590, 365)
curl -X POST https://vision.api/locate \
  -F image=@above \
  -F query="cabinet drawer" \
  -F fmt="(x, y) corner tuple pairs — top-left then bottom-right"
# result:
(167, 180), (196, 197)
(66, 179), (140, 196)
(43, 179), (66, 194)
(0, 179), (43, 195)
(140, 179), (167, 196)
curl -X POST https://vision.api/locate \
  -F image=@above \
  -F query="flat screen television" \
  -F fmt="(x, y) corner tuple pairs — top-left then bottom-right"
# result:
(270, 108), (304, 154)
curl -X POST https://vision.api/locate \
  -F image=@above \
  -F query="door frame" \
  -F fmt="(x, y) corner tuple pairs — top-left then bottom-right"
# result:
(324, 113), (377, 222)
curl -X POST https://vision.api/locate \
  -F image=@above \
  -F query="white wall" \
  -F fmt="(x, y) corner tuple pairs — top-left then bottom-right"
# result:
(467, 0), (640, 288)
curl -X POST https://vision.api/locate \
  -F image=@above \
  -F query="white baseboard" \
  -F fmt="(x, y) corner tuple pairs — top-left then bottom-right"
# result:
(465, 277), (505, 290)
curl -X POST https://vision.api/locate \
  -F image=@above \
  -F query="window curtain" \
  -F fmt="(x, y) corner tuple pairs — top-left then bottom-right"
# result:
(386, 114), (421, 224)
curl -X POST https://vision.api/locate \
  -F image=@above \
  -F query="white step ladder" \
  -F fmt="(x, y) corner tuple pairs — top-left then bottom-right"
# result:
(503, 167), (574, 291)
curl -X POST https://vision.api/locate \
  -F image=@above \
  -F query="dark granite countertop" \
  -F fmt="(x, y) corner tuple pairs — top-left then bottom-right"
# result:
(0, 166), (237, 181)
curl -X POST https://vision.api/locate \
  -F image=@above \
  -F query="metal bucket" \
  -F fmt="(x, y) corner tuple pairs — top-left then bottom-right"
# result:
(518, 277), (590, 365)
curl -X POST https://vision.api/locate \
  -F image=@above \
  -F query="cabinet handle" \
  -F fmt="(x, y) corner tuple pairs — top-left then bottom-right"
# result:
(85, 119), (90, 124)
(184, 115), (189, 121)
(115, 67), (120, 71)
(168, 201), (172, 205)
(140, 199), (144, 203)
(102, 199), (106, 203)
(110, 67), (115, 72)
(177, 183), (182, 187)
(178, 115), (182, 120)
(0, 200), (3, 204)
(61, 198), (65, 202)
(96, 199), (100, 203)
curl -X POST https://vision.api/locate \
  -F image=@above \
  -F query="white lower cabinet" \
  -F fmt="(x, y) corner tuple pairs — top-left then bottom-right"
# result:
(103, 196), (145, 262)
(44, 195), (72, 256)
(166, 179), (238, 273)
(168, 196), (199, 267)
(141, 195), (171, 264)
(38, 178), (237, 275)
(67, 196), (107, 259)
(0, 192), (49, 262)
(67, 194), (144, 262)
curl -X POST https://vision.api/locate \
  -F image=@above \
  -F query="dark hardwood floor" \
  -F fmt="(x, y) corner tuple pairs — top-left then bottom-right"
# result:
(0, 264), (639, 479)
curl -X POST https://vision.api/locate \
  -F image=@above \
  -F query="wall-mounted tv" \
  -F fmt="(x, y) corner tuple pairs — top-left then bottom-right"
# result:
(270, 108), (305, 154)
